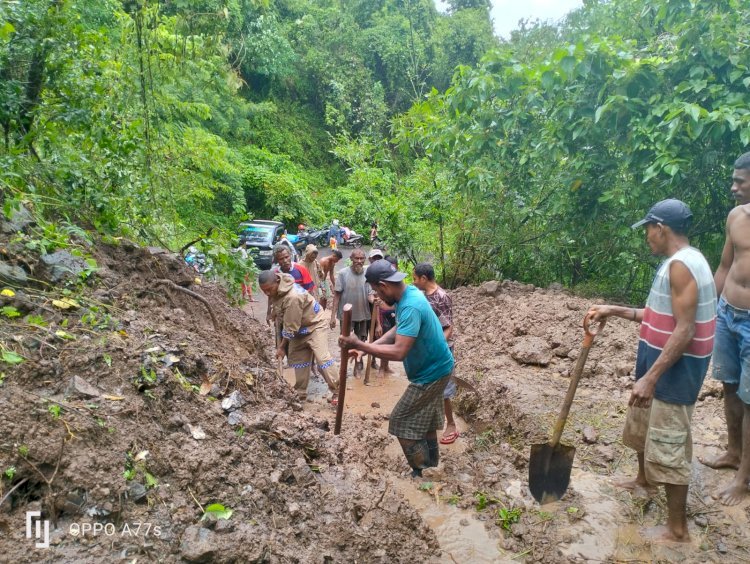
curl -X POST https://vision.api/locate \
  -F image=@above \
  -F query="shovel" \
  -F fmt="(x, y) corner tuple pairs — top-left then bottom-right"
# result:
(528, 313), (606, 505)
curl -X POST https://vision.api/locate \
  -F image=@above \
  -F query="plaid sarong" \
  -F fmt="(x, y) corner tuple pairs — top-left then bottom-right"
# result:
(388, 375), (450, 440)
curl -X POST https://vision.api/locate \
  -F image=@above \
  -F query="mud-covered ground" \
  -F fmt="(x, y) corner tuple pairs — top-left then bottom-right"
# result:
(0, 235), (434, 563)
(1, 223), (749, 563)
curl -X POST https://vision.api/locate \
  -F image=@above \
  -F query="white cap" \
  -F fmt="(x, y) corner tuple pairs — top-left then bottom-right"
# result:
(369, 249), (384, 259)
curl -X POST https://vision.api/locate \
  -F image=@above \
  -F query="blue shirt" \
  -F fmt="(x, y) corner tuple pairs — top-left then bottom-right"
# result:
(396, 285), (454, 385)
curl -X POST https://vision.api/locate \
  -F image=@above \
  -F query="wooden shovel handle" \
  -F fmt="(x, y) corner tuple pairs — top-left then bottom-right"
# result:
(334, 304), (353, 435)
(549, 313), (606, 447)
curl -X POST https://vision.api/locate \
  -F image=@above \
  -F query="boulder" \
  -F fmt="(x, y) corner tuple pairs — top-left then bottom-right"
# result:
(0, 205), (34, 234)
(0, 261), (28, 286)
(40, 251), (88, 283)
(510, 337), (553, 366)
(478, 280), (501, 297)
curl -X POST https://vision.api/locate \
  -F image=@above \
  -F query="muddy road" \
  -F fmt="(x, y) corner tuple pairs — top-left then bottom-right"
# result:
(1, 233), (749, 562)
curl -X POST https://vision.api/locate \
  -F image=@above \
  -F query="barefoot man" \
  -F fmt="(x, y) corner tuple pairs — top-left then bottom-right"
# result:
(340, 259), (454, 477)
(700, 152), (750, 505)
(413, 262), (459, 445)
(589, 199), (716, 542)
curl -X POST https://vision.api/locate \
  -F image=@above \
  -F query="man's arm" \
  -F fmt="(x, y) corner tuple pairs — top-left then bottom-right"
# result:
(330, 291), (341, 328)
(587, 304), (642, 323)
(341, 331), (415, 361)
(714, 214), (734, 297)
(629, 261), (698, 408)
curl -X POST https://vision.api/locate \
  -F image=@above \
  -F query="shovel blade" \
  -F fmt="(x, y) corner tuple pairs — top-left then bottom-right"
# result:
(528, 442), (576, 505)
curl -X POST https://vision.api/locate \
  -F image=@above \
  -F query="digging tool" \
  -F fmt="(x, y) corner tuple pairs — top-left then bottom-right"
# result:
(528, 313), (606, 505)
(334, 304), (353, 435)
(363, 305), (379, 385)
(273, 318), (287, 385)
(452, 374), (477, 393)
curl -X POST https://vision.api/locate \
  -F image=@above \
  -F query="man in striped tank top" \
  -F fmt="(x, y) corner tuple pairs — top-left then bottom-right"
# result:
(700, 152), (750, 506)
(589, 199), (716, 543)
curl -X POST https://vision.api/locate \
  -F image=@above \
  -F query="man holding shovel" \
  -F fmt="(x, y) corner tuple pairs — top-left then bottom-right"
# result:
(259, 271), (338, 404)
(588, 199), (716, 543)
(339, 260), (454, 477)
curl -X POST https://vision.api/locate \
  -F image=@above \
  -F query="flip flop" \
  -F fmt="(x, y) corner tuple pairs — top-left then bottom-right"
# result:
(440, 431), (459, 445)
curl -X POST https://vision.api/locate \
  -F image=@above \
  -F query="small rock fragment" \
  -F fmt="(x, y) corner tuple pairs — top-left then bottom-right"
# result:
(582, 426), (598, 444)
(66, 375), (102, 398)
(221, 391), (244, 412)
(371, 402), (380, 409)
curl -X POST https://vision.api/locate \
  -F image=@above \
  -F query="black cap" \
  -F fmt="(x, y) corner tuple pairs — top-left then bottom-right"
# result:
(365, 259), (407, 285)
(631, 199), (693, 230)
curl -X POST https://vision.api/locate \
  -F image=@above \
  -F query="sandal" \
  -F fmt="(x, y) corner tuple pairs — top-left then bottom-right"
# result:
(439, 431), (459, 445)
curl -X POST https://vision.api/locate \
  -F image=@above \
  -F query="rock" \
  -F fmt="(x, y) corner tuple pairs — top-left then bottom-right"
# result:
(548, 282), (564, 291)
(214, 519), (235, 534)
(127, 482), (148, 503)
(66, 375), (101, 398)
(565, 301), (581, 311)
(582, 426), (598, 444)
(40, 251), (88, 283)
(694, 514), (708, 528)
(180, 526), (218, 563)
(510, 523), (527, 538)
(510, 337), (553, 366)
(188, 425), (206, 440)
(227, 412), (243, 426)
(371, 402), (380, 409)
(459, 518), (469, 526)
(595, 445), (615, 462)
(221, 391), (244, 412)
(1, 205), (34, 234)
(478, 280), (501, 296)
(0, 261), (28, 286)
(717, 541), (728, 554)
(614, 362), (631, 378)
(287, 502), (301, 517)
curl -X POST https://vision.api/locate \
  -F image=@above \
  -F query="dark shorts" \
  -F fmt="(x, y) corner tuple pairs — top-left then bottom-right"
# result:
(388, 375), (450, 440)
(712, 296), (750, 404)
(381, 310), (396, 333)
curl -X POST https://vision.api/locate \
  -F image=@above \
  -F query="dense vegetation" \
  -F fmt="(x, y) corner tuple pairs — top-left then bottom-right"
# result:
(1, 0), (748, 300)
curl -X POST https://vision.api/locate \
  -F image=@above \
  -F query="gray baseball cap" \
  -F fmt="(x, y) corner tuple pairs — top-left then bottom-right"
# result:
(631, 199), (693, 230)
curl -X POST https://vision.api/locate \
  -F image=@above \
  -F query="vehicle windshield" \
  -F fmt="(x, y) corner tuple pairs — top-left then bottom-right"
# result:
(240, 225), (274, 244)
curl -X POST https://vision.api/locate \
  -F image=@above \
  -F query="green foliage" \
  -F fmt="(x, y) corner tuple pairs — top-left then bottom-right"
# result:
(47, 404), (62, 419)
(202, 503), (233, 520)
(496, 505), (523, 530)
(4, 466), (16, 480)
(397, 0), (749, 299)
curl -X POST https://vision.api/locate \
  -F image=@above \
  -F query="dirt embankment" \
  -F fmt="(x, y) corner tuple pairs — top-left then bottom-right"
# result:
(0, 232), (435, 563)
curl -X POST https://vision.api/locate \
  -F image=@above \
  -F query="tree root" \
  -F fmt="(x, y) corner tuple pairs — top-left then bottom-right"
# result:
(154, 279), (219, 330)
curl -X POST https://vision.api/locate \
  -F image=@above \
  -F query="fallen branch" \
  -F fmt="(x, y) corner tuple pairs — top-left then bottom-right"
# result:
(154, 279), (218, 329)
(0, 478), (28, 508)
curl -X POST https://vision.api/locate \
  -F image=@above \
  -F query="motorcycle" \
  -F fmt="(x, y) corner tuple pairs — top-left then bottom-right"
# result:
(339, 233), (364, 248)
(185, 247), (212, 274)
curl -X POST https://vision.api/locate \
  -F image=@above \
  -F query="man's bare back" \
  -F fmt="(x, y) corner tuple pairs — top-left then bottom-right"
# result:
(719, 205), (750, 309)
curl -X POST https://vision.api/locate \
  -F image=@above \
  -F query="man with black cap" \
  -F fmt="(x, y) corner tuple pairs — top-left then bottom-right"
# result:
(588, 199), (716, 543)
(339, 259), (455, 477)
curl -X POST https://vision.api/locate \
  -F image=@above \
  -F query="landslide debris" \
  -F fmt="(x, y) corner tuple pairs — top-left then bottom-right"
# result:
(0, 224), (436, 563)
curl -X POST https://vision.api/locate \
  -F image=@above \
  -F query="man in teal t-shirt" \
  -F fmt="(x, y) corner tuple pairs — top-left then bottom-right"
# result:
(340, 260), (454, 477)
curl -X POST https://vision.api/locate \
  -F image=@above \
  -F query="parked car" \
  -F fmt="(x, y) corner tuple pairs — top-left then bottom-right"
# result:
(237, 220), (287, 270)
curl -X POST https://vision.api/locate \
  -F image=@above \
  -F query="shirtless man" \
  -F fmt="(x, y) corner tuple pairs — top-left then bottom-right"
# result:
(318, 250), (342, 310)
(699, 152), (750, 506)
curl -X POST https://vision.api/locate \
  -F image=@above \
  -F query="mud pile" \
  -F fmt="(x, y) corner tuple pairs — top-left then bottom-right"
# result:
(0, 231), (435, 562)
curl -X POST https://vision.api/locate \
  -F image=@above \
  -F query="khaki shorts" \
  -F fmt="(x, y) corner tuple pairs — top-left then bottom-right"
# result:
(622, 398), (694, 486)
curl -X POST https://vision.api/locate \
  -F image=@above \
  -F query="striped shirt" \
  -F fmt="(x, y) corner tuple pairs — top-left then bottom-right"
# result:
(635, 246), (717, 404)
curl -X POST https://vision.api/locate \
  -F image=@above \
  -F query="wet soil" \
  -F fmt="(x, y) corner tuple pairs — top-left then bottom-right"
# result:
(1, 234), (749, 563)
